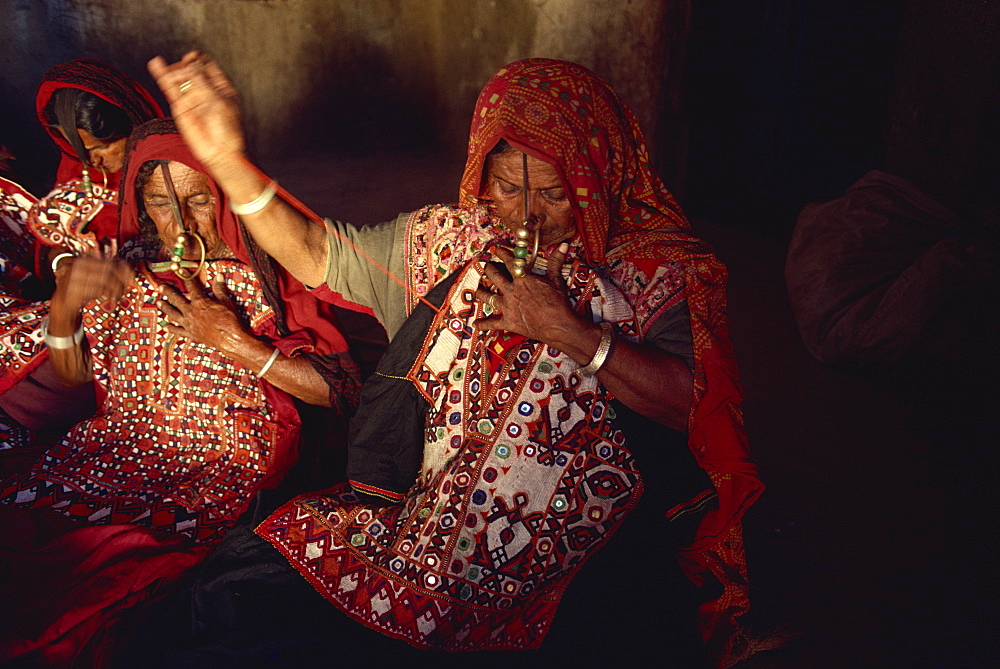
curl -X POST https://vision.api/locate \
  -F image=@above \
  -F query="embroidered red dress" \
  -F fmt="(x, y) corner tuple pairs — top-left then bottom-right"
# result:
(0, 120), (358, 666)
(259, 58), (762, 661)
(0, 177), (38, 296)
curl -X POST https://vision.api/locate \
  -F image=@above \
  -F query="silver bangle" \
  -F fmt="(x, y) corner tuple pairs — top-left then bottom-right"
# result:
(230, 180), (278, 216)
(50, 252), (75, 275)
(256, 347), (281, 379)
(578, 321), (615, 376)
(40, 316), (85, 350)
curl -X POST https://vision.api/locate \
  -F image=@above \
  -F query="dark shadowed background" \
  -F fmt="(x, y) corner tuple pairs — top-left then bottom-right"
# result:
(2, 1), (996, 666)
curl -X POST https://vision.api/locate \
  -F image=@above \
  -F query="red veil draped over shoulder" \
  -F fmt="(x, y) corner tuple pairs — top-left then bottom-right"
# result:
(459, 59), (764, 661)
(0, 119), (361, 667)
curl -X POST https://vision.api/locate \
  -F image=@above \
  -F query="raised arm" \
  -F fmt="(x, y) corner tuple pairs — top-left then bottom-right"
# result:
(147, 52), (328, 287)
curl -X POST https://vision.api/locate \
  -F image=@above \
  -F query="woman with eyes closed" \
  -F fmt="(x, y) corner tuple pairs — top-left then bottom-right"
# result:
(149, 55), (762, 665)
(29, 60), (163, 254)
(0, 61), (164, 449)
(0, 119), (362, 666)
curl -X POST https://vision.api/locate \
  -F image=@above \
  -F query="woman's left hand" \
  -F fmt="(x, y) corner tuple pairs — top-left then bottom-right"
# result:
(159, 275), (335, 407)
(159, 277), (248, 355)
(473, 242), (586, 345)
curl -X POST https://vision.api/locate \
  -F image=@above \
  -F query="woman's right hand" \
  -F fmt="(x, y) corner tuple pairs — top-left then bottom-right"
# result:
(147, 51), (246, 170)
(47, 256), (134, 386)
(50, 256), (134, 322)
(158, 278), (249, 356)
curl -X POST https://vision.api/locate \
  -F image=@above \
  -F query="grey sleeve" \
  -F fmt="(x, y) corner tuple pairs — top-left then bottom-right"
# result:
(323, 213), (410, 338)
(643, 300), (695, 370)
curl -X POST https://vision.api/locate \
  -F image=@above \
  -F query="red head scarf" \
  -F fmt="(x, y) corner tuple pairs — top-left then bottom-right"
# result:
(459, 58), (692, 266)
(460, 59), (763, 655)
(119, 119), (360, 411)
(35, 59), (163, 188)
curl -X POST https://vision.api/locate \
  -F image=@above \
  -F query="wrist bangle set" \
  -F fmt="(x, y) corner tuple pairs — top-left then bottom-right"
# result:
(230, 180), (278, 216)
(40, 316), (85, 350)
(578, 321), (615, 376)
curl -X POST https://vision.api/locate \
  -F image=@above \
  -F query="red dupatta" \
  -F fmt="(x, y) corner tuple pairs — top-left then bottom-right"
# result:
(458, 59), (764, 659)
(118, 119), (361, 411)
(36, 59), (163, 189)
(33, 60), (163, 245)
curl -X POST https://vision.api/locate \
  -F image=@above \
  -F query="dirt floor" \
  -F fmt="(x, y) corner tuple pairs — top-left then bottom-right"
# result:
(257, 149), (997, 668)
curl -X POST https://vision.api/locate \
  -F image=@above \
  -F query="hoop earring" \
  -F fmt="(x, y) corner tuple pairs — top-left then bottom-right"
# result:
(170, 230), (206, 280)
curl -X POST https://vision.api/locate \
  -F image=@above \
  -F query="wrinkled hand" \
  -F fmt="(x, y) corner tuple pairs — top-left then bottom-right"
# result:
(158, 277), (247, 354)
(52, 256), (135, 314)
(147, 51), (245, 170)
(473, 243), (581, 344)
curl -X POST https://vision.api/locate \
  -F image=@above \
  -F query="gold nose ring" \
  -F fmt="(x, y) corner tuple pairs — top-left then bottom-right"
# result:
(511, 153), (539, 278)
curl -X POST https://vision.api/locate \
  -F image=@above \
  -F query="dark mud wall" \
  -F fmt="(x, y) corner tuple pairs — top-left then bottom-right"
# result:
(0, 0), (688, 195)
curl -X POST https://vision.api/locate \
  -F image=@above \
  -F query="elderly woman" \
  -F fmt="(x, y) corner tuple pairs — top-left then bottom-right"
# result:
(149, 54), (761, 665)
(0, 119), (360, 665)
(0, 60), (164, 445)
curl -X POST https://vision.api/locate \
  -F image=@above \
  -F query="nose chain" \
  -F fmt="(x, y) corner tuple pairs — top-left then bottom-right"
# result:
(510, 152), (539, 278)
(160, 163), (206, 280)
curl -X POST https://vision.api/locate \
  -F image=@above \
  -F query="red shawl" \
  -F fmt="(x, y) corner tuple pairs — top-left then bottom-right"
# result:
(459, 59), (764, 659)
(34, 59), (163, 243)
(118, 119), (361, 411)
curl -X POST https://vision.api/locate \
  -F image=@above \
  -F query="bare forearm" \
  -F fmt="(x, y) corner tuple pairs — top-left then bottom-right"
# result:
(213, 328), (331, 406)
(148, 53), (329, 287)
(200, 151), (328, 287)
(550, 319), (693, 431)
(47, 298), (93, 386)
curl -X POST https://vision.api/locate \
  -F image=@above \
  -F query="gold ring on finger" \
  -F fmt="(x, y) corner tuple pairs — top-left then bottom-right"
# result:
(178, 80), (194, 94)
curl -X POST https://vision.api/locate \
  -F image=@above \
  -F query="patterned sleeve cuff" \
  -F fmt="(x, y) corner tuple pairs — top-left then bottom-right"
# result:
(349, 480), (406, 505)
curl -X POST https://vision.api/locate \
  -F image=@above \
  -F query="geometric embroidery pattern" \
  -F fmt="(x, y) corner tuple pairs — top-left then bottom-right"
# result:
(26, 177), (115, 256)
(0, 176), (38, 295)
(259, 260), (647, 650)
(0, 177), (115, 392)
(0, 260), (285, 543)
(0, 295), (50, 393)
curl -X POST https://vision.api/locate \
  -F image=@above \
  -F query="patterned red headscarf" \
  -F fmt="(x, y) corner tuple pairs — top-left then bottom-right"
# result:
(460, 59), (764, 658)
(459, 58), (694, 266)
(35, 59), (163, 188)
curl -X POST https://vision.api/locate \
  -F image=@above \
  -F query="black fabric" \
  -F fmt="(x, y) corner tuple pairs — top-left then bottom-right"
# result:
(610, 399), (718, 548)
(345, 271), (458, 503)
